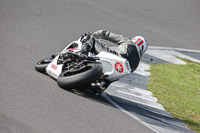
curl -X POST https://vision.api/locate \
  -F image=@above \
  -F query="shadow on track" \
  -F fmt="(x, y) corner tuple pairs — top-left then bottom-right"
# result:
(62, 88), (114, 108)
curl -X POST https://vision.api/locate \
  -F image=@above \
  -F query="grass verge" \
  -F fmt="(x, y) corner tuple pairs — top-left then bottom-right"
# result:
(147, 58), (200, 132)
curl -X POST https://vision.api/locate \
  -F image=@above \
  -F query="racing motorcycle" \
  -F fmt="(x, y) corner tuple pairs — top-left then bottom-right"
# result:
(35, 34), (131, 94)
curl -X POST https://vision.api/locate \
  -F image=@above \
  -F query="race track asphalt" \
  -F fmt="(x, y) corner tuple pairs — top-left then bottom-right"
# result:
(0, 0), (199, 132)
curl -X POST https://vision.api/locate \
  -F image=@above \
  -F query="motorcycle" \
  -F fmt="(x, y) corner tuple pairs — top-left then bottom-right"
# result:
(35, 34), (131, 94)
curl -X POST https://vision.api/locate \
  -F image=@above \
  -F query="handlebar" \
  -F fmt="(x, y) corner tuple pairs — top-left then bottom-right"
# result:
(59, 50), (99, 63)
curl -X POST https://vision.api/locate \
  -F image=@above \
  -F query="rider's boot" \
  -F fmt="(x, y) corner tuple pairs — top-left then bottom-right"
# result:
(91, 80), (111, 95)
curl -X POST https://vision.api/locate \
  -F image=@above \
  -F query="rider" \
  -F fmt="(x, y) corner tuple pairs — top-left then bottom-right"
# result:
(80, 29), (148, 72)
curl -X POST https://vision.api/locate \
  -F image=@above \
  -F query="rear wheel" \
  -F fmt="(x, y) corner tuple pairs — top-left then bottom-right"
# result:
(57, 62), (102, 90)
(35, 56), (55, 73)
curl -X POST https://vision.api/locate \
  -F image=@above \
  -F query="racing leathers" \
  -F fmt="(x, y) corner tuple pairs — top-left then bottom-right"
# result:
(90, 30), (141, 72)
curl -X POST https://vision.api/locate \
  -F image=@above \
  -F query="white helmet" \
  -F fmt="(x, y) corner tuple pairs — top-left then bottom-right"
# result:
(132, 36), (148, 56)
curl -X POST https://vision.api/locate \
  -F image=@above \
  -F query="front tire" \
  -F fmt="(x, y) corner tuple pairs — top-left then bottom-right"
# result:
(57, 62), (102, 89)
(35, 56), (55, 73)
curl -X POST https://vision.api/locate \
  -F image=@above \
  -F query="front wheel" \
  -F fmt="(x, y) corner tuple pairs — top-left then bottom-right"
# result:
(57, 62), (102, 89)
(35, 56), (55, 73)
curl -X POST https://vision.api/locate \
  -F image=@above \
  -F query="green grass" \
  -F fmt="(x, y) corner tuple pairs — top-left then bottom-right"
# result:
(147, 58), (200, 133)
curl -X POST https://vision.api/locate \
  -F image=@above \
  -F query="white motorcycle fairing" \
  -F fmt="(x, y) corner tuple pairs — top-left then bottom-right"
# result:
(46, 56), (63, 79)
(45, 51), (131, 82)
(45, 40), (82, 79)
(96, 52), (131, 81)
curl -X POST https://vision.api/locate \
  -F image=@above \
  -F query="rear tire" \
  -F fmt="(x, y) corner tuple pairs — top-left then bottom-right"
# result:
(35, 56), (54, 73)
(57, 62), (102, 90)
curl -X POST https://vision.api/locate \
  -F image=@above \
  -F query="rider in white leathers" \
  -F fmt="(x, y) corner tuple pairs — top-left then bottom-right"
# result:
(81, 29), (148, 72)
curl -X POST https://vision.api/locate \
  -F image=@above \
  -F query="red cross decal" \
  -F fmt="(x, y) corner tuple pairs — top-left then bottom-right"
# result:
(115, 62), (123, 73)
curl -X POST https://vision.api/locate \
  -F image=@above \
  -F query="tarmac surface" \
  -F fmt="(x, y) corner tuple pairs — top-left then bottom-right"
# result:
(0, 0), (200, 133)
